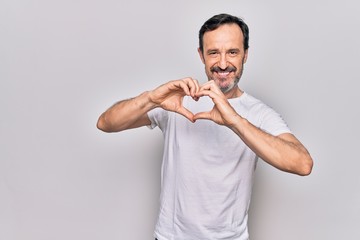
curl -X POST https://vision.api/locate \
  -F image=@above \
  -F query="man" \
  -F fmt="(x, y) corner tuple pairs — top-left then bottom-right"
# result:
(97, 13), (313, 240)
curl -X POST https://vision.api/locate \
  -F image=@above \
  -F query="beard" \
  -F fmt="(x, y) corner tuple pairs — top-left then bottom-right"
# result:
(209, 64), (244, 93)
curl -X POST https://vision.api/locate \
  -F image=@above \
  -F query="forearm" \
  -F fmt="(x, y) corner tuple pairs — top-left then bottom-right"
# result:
(97, 91), (156, 132)
(229, 116), (313, 176)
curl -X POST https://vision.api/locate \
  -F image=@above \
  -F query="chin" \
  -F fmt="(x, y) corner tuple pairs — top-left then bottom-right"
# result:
(215, 79), (237, 93)
(220, 85), (235, 93)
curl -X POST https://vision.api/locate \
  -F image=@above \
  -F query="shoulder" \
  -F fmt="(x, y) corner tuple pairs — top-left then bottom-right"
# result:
(242, 93), (291, 135)
(241, 92), (267, 108)
(233, 93), (290, 133)
(231, 92), (271, 116)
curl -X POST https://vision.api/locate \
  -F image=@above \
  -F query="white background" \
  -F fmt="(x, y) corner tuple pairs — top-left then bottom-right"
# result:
(1, 0), (359, 239)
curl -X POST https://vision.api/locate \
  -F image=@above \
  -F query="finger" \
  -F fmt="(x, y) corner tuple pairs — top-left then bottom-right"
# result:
(177, 106), (195, 123)
(182, 77), (200, 98)
(195, 89), (220, 100)
(191, 79), (201, 101)
(199, 80), (222, 95)
(174, 80), (191, 96)
(193, 111), (211, 121)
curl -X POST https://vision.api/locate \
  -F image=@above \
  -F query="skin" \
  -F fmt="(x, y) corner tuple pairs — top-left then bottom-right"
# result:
(198, 23), (248, 98)
(97, 23), (313, 176)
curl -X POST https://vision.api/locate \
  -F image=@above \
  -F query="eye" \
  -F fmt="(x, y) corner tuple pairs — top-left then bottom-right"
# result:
(229, 50), (238, 56)
(207, 50), (219, 57)
(227, 49), (240, 57)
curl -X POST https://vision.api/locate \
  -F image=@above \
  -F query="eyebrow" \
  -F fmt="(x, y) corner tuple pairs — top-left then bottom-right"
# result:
(227, 48), (241, 53)
(206, 49), (219, 54)
(206, 48), (241, 54)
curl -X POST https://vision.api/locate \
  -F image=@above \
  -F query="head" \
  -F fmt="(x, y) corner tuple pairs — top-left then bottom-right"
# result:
(198, 13), (250, 95)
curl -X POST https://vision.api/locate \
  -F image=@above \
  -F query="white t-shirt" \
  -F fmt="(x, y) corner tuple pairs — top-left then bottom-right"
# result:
(148, 92), (291, 240)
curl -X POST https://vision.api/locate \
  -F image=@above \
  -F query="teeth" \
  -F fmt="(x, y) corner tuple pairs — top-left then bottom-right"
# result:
(218, 72), (230, 76)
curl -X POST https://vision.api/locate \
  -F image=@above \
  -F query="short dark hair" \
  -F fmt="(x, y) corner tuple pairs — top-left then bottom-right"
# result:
(198, 13), (249, 53)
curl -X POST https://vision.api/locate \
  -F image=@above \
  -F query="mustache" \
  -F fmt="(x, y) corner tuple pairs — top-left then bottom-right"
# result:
(210, 66), (237, 73)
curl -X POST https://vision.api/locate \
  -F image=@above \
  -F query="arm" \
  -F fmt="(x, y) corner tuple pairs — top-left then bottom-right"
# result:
(97, 78), (200, 132)
(193, 81), (313, 176)
(96, 91), (154, 132)
(230, 119), (313, 176)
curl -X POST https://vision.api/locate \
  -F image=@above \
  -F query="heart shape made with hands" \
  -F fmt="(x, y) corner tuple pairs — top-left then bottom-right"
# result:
(177, 92), (225, 124)
(157, 79), (235, 125)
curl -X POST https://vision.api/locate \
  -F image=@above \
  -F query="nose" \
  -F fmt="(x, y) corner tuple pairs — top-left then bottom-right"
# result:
(218, 53), (228, 69)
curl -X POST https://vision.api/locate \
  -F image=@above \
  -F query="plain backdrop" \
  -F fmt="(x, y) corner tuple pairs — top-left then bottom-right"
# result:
(1, 0), (359, 239)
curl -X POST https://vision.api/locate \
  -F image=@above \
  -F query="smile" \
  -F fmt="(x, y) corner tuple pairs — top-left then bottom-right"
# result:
(216, 71), (231, 77)
(210, 66), (237, 78)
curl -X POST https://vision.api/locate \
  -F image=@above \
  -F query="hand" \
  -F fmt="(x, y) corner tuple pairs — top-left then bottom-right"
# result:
(149, 77), (200, 122)
(193, 80), (240, 126)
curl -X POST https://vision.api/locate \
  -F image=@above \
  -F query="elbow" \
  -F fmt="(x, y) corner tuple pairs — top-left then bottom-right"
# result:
(298, 161), (313, 176)
(96, 114), (112, 132)
(280, 150), (313, 176)
(96, 116), (106, 132)
(97, 113), (124, 133)
(296, 153), (314, 176)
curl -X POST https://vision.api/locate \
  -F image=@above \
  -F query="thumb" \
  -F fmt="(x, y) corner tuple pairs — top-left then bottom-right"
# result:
(177, 106), (195, 123)
(193, 111), (211, 121)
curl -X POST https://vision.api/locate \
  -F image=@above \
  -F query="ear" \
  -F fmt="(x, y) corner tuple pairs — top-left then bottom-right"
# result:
(243, 49), (249, 63)
(198, 48), (205, 64)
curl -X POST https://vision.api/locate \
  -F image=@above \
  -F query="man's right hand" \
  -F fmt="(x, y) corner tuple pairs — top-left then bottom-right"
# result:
(97, 77), (200, 132)
(149, 77), (200, 122)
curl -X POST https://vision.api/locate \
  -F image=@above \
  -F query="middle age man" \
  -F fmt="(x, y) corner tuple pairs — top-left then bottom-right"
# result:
(97, 13), (313, 240)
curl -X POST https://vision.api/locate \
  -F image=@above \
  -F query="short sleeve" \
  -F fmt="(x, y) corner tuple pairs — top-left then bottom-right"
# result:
(259, 107), (292, 136)
(147, 107), (168, 130)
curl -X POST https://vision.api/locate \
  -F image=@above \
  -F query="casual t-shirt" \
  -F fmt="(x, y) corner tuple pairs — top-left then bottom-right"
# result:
(148, 92), (291, 240)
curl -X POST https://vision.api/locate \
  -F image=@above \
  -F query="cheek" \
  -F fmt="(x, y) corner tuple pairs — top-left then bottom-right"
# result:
(204, 57), (218, 66)
(209, 58), (220, 66)
(204, 62), (214, 71)
(232, 58), (244, 69)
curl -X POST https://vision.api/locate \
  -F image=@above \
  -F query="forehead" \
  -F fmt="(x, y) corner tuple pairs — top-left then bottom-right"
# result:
(203, 23), (244, 50)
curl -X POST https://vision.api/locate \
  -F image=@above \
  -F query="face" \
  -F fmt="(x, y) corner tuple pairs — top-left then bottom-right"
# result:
(198, 23), (248, 94)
